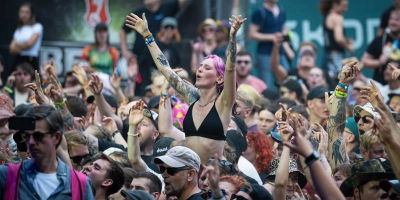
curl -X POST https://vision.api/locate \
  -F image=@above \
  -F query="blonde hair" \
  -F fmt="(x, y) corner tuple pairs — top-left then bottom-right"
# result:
(64, 130), (90, 153)
(236, 90), (255, 110)
(151, 70), (164, 83)
(238, 84), (260, 105)
(360, 131), (382, 152)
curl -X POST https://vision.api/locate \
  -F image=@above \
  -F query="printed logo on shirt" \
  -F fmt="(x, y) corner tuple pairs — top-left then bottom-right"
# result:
(155, 14), (164, 20)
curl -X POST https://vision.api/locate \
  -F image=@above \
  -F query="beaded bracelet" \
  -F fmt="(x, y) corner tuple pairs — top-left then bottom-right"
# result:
(145, 36), (155, 46)
(143, 33), (153, 41)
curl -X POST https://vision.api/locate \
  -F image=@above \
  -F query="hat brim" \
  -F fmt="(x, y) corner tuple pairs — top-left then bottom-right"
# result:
(154, 155), (186, 168)
(340, 176), (356, 197)
(357, 172), (395, 186)
(266, 170), (307, 189)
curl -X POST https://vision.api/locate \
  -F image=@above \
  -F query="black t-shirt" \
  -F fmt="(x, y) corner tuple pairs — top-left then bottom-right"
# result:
(212, 45), (227, 60)
(122, 0), (180, 57)
(380, 6), (394, 30)
(97, 139), (160, 173)
(186, 192), (204, 200)
(366, 34), (398, 85)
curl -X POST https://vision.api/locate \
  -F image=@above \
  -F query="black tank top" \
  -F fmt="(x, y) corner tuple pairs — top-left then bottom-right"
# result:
(323, 16), (345, 52)
(182, 96), (225, 140)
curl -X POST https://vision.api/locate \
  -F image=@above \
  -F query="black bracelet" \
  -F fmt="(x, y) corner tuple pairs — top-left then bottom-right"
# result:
(304, 151), (320, 167)
(112, 130), (120, 137)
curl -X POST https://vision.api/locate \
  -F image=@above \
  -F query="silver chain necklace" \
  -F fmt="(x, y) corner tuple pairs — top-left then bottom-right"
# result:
(197, 95), (218, 107)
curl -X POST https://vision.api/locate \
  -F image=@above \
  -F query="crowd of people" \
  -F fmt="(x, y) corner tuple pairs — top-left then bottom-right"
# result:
(1, 0), (400, 199)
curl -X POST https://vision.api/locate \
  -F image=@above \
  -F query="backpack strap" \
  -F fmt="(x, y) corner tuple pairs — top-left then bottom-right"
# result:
(70, 168), (87, 200)
(4, 163), (22, 200)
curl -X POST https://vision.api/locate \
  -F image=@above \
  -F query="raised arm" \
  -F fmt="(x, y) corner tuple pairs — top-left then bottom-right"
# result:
(125, 13), (200, 105)
(220, 15), (247, 112)
(158, 81), (185, 140)
(88, 74), (123, 130)
(127, 100), (148, 172)
(248, 24), (276, 42)
(327, 62), (359, 169)
(271, 33), (289, 83)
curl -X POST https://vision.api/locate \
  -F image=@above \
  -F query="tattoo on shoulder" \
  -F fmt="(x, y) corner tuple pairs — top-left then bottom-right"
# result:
(56, 105), (74, 131)
(157, 53), (169, 67)
(228, 36), (237, 63)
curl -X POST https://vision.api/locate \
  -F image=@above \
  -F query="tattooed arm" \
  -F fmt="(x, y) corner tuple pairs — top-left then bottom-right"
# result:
(56, 104), (75, 131)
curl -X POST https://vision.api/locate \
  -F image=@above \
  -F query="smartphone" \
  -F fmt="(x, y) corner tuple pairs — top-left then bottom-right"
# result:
(9, 116), (35, 131)
(283, 35), (290, 42)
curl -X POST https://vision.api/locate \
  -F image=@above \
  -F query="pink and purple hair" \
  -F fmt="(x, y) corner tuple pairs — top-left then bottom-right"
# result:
(205, 54), (225, 92)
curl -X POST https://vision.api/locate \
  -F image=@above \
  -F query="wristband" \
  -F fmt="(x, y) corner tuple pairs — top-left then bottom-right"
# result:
(83, 82), (89, 89)
(112, 130), (120, 137)
(145, 36), (154, 46)
(54, 98), (67, 107)
(128, 132), (139, 137)
(143, 33), (153, 40)
(335, 86), (347, 93)
(305, 151), (320, 166)
(337, 82), (348, 90)
(335, 90), (348, 98)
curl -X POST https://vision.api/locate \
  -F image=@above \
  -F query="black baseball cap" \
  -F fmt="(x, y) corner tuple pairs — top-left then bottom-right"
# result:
(226, 130), (247, 159)
(148, 96), (160, 109)
(262, 88), (280, 101)
(95, 23), (108, 31)
(151, 137), (175, 163)
(307, 86), (329, 100)
(278, 79), (302, 98)
(231, 116), (248, 137)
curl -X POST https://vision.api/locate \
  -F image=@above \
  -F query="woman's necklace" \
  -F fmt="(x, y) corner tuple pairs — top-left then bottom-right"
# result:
(197, 95), (218, 108)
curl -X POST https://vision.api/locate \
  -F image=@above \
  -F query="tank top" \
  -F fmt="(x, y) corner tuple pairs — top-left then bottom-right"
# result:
(323, 16), (345, 52)
(182, 96), (226, 140)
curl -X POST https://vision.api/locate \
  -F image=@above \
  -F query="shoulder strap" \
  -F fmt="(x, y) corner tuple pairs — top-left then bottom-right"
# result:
(70, 168), (87, 200)
(5, 163), (22, 200)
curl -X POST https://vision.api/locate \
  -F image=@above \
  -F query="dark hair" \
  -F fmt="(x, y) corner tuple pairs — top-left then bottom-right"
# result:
(299, 41), (318, 52)
(261, 104), (279, 117)
(24, 105), (64, 148)
(319, 0), (342, 15)
(100, 153), (125, 197)
(236, 51), (252, 59)
(333, 163), (352, 178)
(273, 98), (297, 109)
(123, 168), (137, 189)
(16, 62), (34, 78)
(65, 95), (88, 118)
(109, 151), (132, 168)
(62, 71), (80, 88)
(94, 29), (110, 48)
(14, 103), (34, 116)
(88, 125), (112, 141)
(17, 2), (36, 28)
(132, 172), (162, 194)
(290, 105), (309, 119)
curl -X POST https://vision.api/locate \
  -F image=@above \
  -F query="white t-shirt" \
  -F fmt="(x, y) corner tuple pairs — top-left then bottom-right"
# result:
(14, 90), (29, 107)
(32, 172), (60, 200)
(238, 156), (263, 185)
(13, 23), (43, 57)
(379, 84), (400, 103)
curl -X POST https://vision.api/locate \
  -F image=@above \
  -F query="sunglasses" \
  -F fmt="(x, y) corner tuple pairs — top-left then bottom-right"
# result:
(280, 91), (290, 96)
(353, 87), (361, 92)
(164, 25), (175, 30)
(207, 189), (226, 199)
(236, 60), (250, 65)
(231, 194), (248, 200)
(381, 193), (400, 200)
(21, 131), (52, 142)
(159, 166), (192, 176)
(70, 154), (91, 164)
(354, 115), (372, 123)
(209, 158), (238, 174)
(202, 28), (215, 33)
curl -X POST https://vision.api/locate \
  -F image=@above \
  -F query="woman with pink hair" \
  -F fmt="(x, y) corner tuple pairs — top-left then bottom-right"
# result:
(126, 14), (246, 164)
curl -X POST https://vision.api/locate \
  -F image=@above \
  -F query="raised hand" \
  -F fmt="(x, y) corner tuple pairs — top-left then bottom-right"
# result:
(72, 65), (88, 85)
(24, 70), (51, 105)
(229, 15), (247, 36)
(6, 72), (17, 88)
(129, 100), (144, 126)
(102, 116), (118, 133)
(275, 103), (292, 121)
(44, 59), (58, 80)
(88, 74), (103, 95)
(127, 57), (138, 80)
(390, 63), (400, 80)
(278, 121), (294, 142)
(110, 72), (121, 90)
(125, 13), (150, 37)
(291, 183), (307, 200)
(45, 75), (63, 103)
(283, 117), (314, 158)
(324, 92), (334, 113)
(200, 154), (220, 193)
(273, 32), (284, 45)
(314, 123), (328, 157)
(294, 114), (314, 139)
(360, 80), (383, 107)
(338, 61), (359, 85)
(190, 37), (204, 53)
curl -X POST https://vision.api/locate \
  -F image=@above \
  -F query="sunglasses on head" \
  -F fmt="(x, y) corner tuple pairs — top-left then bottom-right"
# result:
(159, 166), (192, 176)
(354, 115), (372, 123)
(230, 194), (248, 200)
(209, 158), (238, 174)
(381, 193), (400, 200)
(21, 131), (52, 142)
(143, 107), (153, 119)
(70, 154), (91, 164)
(164, 25), (175, 30)
(236, 60), (250, 65)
